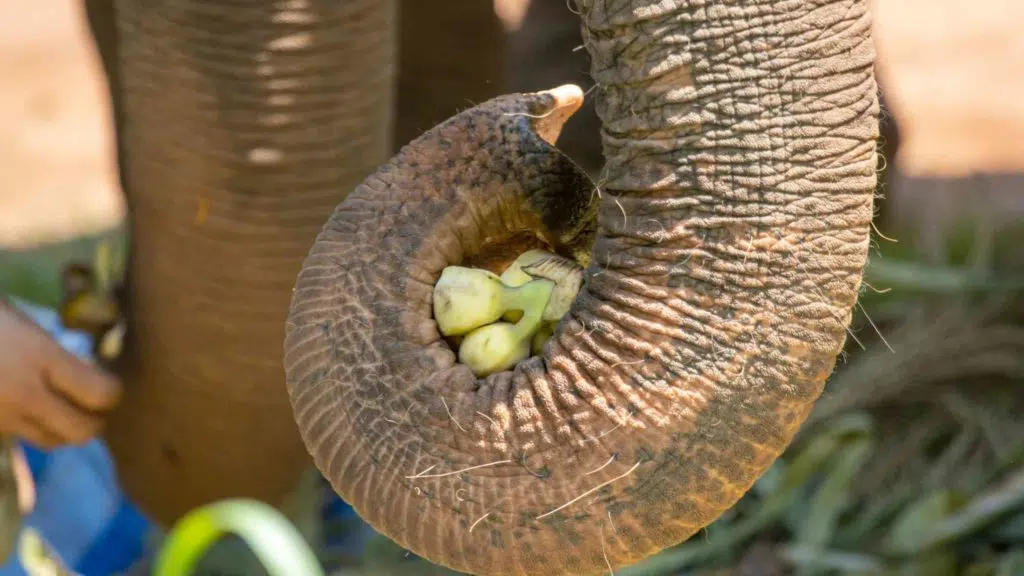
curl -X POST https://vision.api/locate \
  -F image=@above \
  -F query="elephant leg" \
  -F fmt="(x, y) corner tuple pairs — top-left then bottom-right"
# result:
(393, 0), (505, 149)
(102, 0), (398, 525)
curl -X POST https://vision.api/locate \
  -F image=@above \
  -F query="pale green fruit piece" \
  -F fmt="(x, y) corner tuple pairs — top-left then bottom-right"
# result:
(522, 255), (583, 322)
(499, 249), (584, 323)
(499, 249), (550, 287)
(499, 249), (549, 323)
(433, 266), (505, 336)
(531, 322), (555, 355)
(501, 307), (525, 324)
(459, 322), (531, 377)
(499, 260), (535, 288)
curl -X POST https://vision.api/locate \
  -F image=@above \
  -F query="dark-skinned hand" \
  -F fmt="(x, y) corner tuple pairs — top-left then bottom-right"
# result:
(0, 300), (122, 450)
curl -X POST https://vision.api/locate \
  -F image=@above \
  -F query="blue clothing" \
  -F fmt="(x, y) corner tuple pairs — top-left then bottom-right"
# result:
(0, 298), (154, 575)
(1, 297), (374, 575)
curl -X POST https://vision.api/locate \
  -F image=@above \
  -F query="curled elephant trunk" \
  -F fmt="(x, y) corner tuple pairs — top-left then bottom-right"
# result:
(285, 1), (879, 574)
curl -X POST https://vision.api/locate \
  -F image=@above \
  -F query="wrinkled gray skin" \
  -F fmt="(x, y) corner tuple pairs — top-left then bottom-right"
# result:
(285, 1), (881, 575)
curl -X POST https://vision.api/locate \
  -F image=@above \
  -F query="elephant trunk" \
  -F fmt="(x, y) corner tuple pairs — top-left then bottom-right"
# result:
(104, 0), (397, 524)
(285, 0), (879, 574)
(566, 0), (879, 563)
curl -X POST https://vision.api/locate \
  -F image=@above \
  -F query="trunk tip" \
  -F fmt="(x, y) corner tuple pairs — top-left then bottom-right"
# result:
(543, 83), (585, 110)
(534, 84), (585, 145)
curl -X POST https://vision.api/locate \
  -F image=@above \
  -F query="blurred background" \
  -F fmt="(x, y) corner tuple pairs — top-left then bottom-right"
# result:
(1, 0), (1021, 574)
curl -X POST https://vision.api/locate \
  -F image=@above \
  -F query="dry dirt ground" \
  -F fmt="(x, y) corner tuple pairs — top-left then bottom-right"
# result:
(1, 0), (1022, 250)
(0, 1), (121, 249)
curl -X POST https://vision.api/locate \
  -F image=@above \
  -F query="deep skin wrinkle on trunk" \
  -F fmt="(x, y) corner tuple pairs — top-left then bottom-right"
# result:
(285, 1), (879, 574)
(99, 0), (397, 525)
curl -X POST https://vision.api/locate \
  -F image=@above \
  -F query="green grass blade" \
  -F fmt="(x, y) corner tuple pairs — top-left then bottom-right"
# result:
(884, 490), (960, 557)
(618, 414), (874, 575)
(795, 434), (875, 572)
(866, 258), (1024, 295)
(903, 469), (1024, 555)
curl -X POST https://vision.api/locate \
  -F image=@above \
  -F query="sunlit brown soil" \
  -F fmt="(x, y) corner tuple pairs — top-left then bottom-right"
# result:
(873, 0), (1024, 176)
(0, 1), (122, 249)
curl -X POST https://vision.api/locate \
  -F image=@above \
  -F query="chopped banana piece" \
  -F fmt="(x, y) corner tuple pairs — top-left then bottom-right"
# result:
(499, 249), (548, 287)
(498, 250), (544, 322)
(97, 320), (127, 362)
(522, 255), (583, 322)
(451, 277), (554, 377)
(459, 322), (531, 377)
(531, 322), (555, 355)
(433, 266), (507, 336)
(435, 253), (572, 376)
(433, 263), (560, 339)
(500, 249), (583, 323)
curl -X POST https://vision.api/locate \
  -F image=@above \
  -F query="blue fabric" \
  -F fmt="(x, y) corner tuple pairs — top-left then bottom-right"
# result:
(0, 298), (154, 576)
(2, 297), (376, 575)
(74, 500), (150, 575)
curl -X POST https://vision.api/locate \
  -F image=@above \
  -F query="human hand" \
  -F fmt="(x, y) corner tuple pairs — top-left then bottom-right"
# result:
(0, 301), (122, 449)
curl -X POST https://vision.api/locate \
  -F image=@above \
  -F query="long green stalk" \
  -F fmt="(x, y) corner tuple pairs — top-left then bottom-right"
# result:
(153, 499), (325, 576)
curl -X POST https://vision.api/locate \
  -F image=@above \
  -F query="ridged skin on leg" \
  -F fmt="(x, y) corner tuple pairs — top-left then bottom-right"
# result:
(103, 0), (397, 524)
(285, 1), (879, 574)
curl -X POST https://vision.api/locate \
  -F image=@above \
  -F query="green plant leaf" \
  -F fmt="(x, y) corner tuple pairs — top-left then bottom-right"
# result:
(893, 548), (959, 576)
(995, 549), (1024, 576)
(795, 434), (875, 571)
(898, 469), (1024, 556)
(781, 544), (884, 574)
(884, 490), (959, 557)
(153, 499), (324, 576)
(865, 258), (1024, 295)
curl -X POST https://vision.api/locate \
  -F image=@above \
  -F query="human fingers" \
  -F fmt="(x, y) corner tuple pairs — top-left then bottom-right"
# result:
(40, 338), (122, 413)
(9, 445), (35, 514)
(6, 416), (66, 452)
(20, 387), (104, 447)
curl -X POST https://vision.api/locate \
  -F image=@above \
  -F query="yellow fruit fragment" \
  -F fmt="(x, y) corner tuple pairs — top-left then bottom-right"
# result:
(458, 323), (531, 377)
(433, 266), (507, 336)
(456, 277), (554, 377)
(500, 249), (583, 323)
(522, 254), (583, 322)
(434, 259), (562, 376)
(531, 322), (555, 355)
